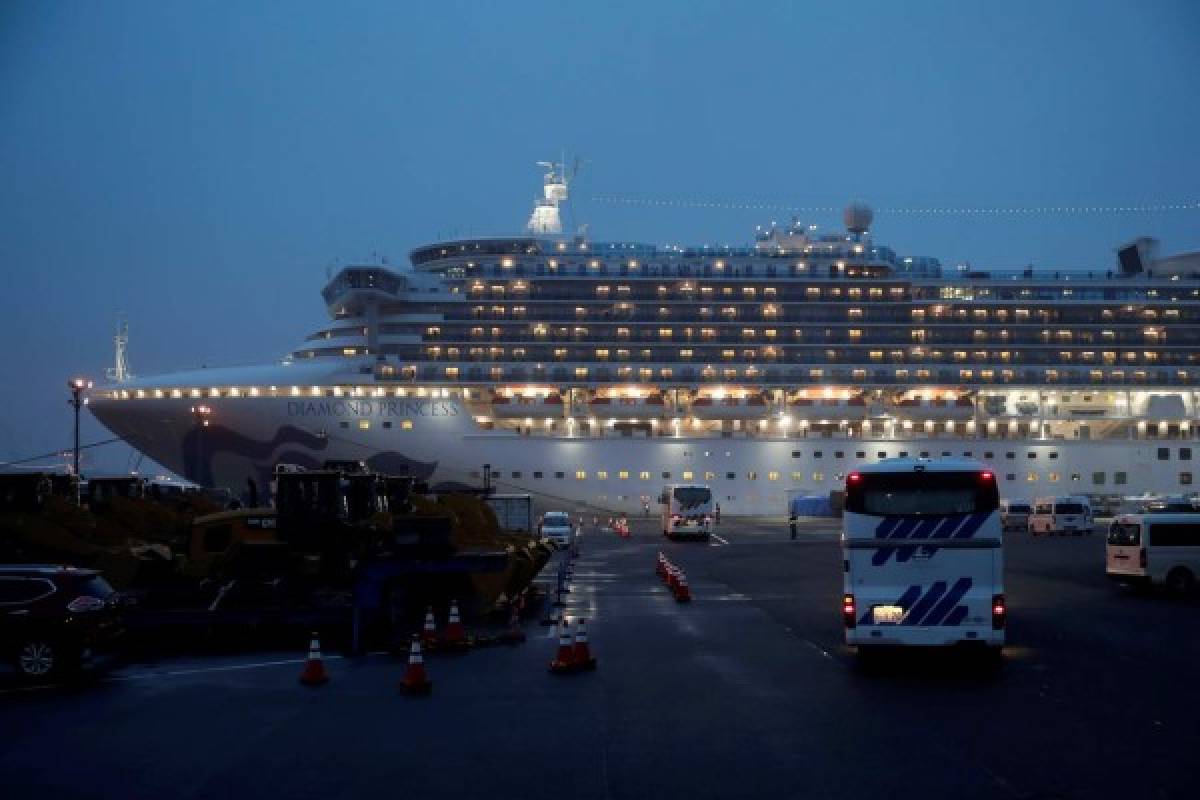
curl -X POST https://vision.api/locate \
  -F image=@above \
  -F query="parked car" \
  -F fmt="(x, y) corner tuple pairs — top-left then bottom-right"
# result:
(0, 565), (123, 680)
(1000, 500), (1032, 532)
(537, 511), (575, 548)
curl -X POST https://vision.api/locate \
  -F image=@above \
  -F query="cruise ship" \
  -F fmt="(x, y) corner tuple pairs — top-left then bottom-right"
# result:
(87, 163), (1200, 514)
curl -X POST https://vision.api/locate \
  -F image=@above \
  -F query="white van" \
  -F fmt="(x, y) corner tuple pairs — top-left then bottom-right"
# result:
(1106, 513), (1200, 594)
(1028, 496), (1092, 536)
(659, 484), (713, 540)
(1000, 500), (1032, 532)
(537, 511), (575, 548)
(842, 458), (1005, 657)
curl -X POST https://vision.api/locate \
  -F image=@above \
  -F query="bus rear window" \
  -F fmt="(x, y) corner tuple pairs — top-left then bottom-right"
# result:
(845, 471), (998, 517)
(1054, 503), (1085, 515)
(673, 488), (712, 509)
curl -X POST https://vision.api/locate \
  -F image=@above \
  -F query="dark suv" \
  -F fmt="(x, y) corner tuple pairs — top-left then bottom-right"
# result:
(0, 565), (123, 679)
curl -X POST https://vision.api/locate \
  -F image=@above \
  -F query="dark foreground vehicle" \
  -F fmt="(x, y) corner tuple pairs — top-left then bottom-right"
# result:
(0, 565), (123, 680)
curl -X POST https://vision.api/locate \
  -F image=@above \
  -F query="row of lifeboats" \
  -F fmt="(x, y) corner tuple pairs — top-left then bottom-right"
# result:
(489, 391), (977, 420)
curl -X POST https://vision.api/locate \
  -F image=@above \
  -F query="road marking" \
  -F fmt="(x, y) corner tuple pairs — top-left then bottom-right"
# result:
(710, 534), (729, 547)
(113, 655), (344, 681)
(0, 682), (62, 697)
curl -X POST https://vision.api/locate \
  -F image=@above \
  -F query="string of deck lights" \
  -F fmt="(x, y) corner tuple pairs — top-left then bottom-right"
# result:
(590, 195), (1200, 216)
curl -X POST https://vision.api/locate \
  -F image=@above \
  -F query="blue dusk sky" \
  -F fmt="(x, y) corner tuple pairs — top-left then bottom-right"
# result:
(1, 0), (1198, 474)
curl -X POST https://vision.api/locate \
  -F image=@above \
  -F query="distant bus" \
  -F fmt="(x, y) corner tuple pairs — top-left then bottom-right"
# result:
(659, 484), (714, 540)
(842, 458), (1005, 659)
(1106, 513), (1200, 594)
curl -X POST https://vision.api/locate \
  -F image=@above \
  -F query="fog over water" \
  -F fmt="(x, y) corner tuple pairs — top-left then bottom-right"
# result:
(1, 0), (1198, 475)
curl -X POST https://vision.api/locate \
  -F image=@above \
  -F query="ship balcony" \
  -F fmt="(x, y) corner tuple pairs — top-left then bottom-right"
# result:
(489, 391), (565, 419)
(588, 392), (672, 418)
(689, 392), (771, 419)
(785, 394), (869, 420)
(891, 394), (975, 420)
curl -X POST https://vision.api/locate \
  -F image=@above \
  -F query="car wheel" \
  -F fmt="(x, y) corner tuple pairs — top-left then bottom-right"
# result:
(1165, 568), (1195, 597)
(17, 639), (58, 679)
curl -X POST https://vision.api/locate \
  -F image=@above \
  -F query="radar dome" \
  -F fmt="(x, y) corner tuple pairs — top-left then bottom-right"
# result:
(843, 202), (873, 234)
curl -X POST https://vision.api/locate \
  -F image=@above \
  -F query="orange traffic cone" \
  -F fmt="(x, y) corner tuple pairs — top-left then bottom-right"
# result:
(674, 572), (692, 603)
(655, 552), (666, 578)
(443, 599), (469, 651)
(549, 618), (578, 674)
(667, 565), (680, 591)
(501, 602), (526, 645)
(572, 617), (597, 670)
(421, 606), (439, 648)
(298, 632), (329, 687)
(399, 635), (433, 695)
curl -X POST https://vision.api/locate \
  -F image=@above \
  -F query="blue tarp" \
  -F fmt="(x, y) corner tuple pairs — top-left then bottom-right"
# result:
(789, 495), (834, 517)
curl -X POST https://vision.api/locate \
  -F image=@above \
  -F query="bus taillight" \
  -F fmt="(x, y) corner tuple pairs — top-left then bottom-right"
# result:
(991, 594), (1006, 630)
(842, 594), (857, 628)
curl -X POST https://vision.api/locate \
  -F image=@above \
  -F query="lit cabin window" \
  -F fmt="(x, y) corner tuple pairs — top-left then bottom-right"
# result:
(401, 420), (413, 430)
(358, 420), (370, 430)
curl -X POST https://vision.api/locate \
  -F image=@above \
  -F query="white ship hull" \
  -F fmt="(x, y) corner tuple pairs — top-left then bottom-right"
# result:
(88, 370), (1199, 516)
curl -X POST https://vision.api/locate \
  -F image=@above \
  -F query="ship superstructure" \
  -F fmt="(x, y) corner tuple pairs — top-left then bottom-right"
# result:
(88, 166), (1200, 513)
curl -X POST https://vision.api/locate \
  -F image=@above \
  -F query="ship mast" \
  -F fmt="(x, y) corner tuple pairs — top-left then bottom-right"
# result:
(106, 315), (133, 383)
(526, 157), (571, 234)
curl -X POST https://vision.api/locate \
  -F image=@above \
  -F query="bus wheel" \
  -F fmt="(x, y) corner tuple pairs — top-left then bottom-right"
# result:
(1165, 567), (1195, 597)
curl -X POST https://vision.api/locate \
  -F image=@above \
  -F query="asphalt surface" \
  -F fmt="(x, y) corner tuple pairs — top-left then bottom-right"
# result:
(3, 518), (1199, 800)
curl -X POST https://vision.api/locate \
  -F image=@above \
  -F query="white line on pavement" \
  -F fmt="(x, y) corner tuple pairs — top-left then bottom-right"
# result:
(710, 534), (729, 546)
(113, 656), (345, 681)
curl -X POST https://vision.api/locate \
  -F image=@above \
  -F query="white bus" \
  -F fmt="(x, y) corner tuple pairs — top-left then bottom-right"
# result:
(1028, 495), (1092, 536)
(1106, 513), (1200, 595)
(842, 458), (1005, 658)
(659, 484), (714, 540)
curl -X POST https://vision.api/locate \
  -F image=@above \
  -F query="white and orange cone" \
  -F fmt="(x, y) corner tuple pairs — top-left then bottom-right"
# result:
(549, 618), (578, 674)
(674, 572), (692, 603)
(298, 632), (329, 687)
(421, 606), (439, 648)
(443, 599), (468, 651)
(399, 635), (432, 695)
(572, 617), (597, 670)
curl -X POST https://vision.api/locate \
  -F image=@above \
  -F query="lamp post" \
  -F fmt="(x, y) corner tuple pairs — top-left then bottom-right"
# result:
(68, 378), (91, 480)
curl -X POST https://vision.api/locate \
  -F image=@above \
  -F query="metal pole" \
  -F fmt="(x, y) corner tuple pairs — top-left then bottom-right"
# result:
(72, 388), (81, 478)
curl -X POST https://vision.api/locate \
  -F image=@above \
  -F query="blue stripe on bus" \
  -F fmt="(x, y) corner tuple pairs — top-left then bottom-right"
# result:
(918, 577), (973, 626)
(902, 580), (947, 625)
(869, 512), (990, 565)
(942, 605), (968, 626)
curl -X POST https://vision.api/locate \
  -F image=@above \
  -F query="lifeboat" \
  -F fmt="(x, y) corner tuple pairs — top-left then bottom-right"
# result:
(490, 390), (564, 419)
(891, 394), (975, 420)
(785, 394), (869, 421)
(588, 391), (671, 418)
(689, 392), (771, 420)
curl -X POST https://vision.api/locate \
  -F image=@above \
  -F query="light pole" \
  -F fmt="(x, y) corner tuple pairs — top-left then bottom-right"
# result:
(68, 378), (91, 480)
